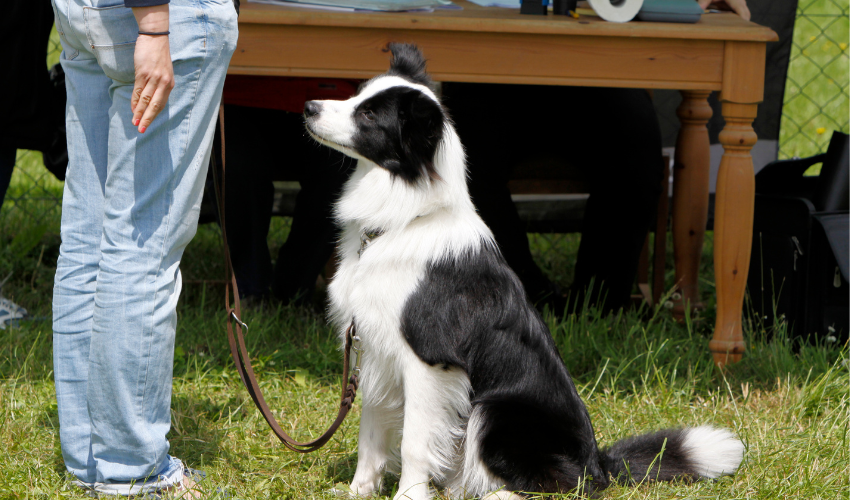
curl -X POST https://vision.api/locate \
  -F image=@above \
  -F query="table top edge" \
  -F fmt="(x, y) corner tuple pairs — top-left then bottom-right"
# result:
(237, 1), (779, 42)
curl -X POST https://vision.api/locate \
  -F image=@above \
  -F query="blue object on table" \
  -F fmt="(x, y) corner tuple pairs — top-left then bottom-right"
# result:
(637, 0), (703, 23)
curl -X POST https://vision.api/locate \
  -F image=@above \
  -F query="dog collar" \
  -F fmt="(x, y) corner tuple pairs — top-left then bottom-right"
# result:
(359, 229), (384, 257)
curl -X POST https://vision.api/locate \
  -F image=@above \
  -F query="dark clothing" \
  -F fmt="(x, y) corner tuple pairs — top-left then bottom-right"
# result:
(0, 150), (14, 209)
(124, 0), (170, 7)
(2, 0), (55, 153)
(222, 104), (355, 303)
(1, 0), (68, 209)
(442, 83), (664, 312)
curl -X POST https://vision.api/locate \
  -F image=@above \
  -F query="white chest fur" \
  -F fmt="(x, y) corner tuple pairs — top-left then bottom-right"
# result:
(328, 160), (492, 395)
(327, 151), (499, 499)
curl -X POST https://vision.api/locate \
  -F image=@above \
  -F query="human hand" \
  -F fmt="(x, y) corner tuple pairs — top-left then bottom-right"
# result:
(698, 0), (750, 21)
(131, 5), (174, 134)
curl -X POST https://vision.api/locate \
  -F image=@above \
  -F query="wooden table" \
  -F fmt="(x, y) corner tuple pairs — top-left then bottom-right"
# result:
(229, 1), (777, 366)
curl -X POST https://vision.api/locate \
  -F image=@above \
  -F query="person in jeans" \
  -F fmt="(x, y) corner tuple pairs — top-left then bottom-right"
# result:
(50, 0), (237, 496)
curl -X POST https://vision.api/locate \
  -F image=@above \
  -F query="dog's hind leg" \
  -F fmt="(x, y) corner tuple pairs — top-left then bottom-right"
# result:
(394, 361), (470, 500)
(350, 403), (398, 497)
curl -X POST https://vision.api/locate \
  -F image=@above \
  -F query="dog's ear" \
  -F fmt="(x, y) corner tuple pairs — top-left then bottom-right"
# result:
(396, 89), (445, 182)
(387, 43), (431, 87)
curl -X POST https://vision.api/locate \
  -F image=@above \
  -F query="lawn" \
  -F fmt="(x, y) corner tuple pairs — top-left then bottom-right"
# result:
(1, 6), (849, 500)
(2, 214), (848, 499)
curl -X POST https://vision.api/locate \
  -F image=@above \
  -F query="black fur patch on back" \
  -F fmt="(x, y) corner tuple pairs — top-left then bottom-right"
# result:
(400, 244), (610, 495)
(352, 86), (445, 184)
(386, 43), (432, 87)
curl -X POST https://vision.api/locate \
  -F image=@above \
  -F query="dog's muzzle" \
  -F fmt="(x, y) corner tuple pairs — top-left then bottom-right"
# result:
(304, 100), (322, 118)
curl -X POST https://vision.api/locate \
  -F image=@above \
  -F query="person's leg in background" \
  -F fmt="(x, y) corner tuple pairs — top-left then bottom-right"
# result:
(222, 105), (353, 306)
(565, 87), (663, 312)
(52, 0), (237, 489)
(222, 105), (277, 301)
(0, 148), (14, 209)
(443, 83), (662, 313)
(443, 83), (559, 304)
(272, 117), (354, 304)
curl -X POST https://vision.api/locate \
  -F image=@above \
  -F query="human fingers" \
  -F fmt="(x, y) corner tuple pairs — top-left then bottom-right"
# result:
(137, 82), (174, 134)
(698, 0), (751, 20)
(132, 78), (156, 131)
(725, 0), (750, 20)
(131, 34), (173, 132)
(131, 78), (142, 114)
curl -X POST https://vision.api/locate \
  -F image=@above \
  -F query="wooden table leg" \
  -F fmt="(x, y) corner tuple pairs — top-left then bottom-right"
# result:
(708, 41), (766, 367)
(710, 101), (757, 366)
(672, 90), (712, 318)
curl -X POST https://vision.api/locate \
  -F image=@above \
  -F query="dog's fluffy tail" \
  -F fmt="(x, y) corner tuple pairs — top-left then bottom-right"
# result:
(601, 426), (744, 484)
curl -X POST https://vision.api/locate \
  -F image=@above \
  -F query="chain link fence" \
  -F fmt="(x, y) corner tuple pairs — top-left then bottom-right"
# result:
(779, 0), (850, 160)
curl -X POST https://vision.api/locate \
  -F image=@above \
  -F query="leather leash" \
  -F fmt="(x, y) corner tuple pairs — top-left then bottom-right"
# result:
(210, 103), (360, 453)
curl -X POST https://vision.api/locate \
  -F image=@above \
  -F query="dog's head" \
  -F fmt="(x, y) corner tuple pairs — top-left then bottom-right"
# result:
(304, 44), (445, 184)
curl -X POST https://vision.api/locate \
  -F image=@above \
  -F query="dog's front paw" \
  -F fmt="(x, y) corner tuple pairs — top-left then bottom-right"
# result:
(347, 479), (380, 498)
(392, 482), (431, 500)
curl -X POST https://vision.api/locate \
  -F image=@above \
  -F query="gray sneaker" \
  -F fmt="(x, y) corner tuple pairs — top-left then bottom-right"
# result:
(0, 295), (27, 330)
(71, 457), (213, 498)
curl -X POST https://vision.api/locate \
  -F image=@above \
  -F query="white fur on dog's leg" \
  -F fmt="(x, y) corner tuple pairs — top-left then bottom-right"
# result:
(480, 491), (525, 500)
(393, 408), (435, 500)
(350, 405), (392, 497)
(393, 362), (464, 500)
(393, 481), (431, 500)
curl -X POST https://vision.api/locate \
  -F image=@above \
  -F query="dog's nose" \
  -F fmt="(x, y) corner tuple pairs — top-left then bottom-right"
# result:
(304, 101), (322, 118)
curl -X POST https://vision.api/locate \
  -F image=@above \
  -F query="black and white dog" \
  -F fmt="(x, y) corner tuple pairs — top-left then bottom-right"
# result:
(304, 44), (743, 500)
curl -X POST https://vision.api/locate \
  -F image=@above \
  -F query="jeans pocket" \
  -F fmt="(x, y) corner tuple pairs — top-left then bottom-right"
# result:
(84, 5), (138, 84)
(51, 0), (65, 34)
(51, 0), (80, 60)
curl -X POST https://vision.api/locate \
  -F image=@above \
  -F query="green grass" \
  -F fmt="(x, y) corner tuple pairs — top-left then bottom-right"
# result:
(1, 218), (848, 499)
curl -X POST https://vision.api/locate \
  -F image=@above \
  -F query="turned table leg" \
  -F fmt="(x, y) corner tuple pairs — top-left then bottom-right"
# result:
(710, 102), (757, 366)
(708, 41), (766, 367)
(672, 90), (712, 318)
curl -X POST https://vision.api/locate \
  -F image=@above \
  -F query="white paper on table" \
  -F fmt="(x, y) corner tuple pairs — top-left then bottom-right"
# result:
(247, 0), (457, 12)
(248, 0), (355, 11)
(465, 0), (520, 7)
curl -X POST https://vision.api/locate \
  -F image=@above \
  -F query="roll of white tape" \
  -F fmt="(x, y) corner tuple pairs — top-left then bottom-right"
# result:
(587, 0), (644, 22)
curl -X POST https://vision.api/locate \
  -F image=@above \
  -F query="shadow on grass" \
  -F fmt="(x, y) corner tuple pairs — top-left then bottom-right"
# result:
(545, 294), (845, 397)
(3, 293), (844, 404)
(169, 393), (234, 466)
(325, 455), (357, 485)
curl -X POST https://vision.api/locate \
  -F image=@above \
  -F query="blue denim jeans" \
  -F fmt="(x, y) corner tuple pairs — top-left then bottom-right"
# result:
(51, 0), (237, 486)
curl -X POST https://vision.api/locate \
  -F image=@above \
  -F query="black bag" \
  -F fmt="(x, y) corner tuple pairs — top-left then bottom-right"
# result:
(748, 132), (849, 343)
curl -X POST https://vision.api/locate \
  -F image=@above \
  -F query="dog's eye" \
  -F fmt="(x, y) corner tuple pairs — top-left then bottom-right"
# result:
(361, 110), (375, 121)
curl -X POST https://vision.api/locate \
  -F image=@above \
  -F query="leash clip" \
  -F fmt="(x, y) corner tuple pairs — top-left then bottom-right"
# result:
(351, 334), (362, 375)
(230, 310), (249, 332)
(347, 321), (363, 375)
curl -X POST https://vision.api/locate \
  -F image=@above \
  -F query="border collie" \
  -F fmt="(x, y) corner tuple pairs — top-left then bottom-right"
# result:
(304, 44), (744, 500)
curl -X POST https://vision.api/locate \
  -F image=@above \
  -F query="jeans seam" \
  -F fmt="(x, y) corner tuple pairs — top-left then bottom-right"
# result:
(51, 0), (65, 34)
(181, 0), (209, 158)
(52, 0), (80, 60)
(65, 0), (79, 59)
(137, 2), (209, 459)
